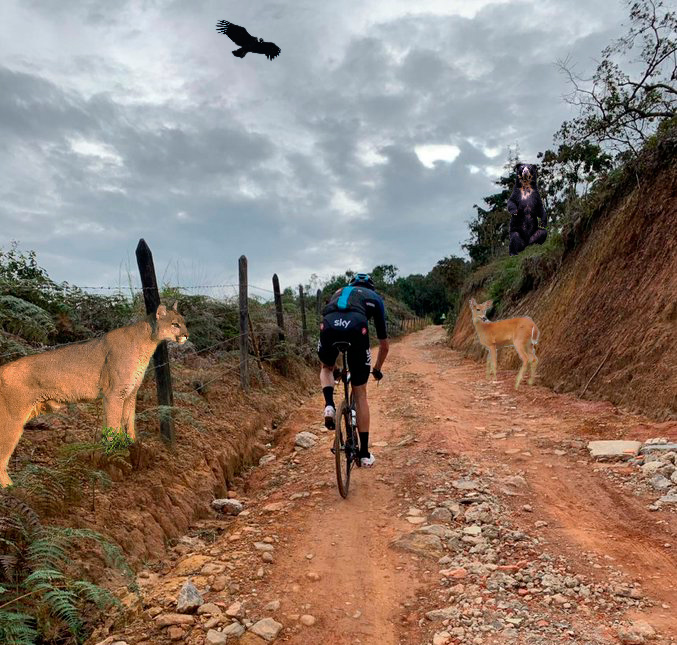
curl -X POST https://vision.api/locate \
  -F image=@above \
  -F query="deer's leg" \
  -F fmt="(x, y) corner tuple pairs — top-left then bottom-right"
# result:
(528, 344), (538, 385)
(488, 346), (498, 382)
(514, 343), (530, 389)
(485, 351), (492, 379)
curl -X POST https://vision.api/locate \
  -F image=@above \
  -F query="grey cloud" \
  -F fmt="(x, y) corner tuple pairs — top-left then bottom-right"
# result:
(0, 0), (630, 290)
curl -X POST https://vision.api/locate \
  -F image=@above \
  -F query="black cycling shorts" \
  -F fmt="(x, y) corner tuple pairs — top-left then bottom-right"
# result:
(317, 311), (371, 387)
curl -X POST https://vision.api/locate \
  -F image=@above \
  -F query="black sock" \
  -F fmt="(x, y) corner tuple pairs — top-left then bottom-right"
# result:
(323, 386), (335, 408)
(359, 432), (369, 458)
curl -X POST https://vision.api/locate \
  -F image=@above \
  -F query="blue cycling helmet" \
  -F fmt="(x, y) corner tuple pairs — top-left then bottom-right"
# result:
(350, 273), (375, 290)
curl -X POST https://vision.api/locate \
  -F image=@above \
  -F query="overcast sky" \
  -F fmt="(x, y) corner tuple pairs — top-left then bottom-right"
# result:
(0, 0), (629, 297)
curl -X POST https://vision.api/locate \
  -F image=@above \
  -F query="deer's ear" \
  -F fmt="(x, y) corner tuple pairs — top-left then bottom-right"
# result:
(172, 301), (178, 311)
(469, 297), (476, 306)
(485, 300), (493, 308)
(156, 305), (167, 319)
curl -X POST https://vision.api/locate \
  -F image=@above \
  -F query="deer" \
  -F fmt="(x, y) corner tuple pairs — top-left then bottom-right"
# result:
(468, 298), (540, 389)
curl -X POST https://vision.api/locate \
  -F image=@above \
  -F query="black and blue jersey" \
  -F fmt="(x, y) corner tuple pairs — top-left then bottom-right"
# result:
(322, 285), (388, 340)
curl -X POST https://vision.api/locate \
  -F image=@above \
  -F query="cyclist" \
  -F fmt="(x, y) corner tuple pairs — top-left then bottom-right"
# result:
(317, 273), (389, 467)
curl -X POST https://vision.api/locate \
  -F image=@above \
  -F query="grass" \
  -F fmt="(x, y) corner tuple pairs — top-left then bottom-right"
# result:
(462, 232), (564, 314)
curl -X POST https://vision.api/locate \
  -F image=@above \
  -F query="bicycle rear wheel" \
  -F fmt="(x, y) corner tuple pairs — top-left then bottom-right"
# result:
(335, 400), (351, 498)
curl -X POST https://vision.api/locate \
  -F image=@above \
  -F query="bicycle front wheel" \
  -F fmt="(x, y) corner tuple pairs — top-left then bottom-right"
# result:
(335, 400), (351, 498)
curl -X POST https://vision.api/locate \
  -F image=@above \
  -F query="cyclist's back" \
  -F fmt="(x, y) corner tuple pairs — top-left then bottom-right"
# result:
(321, 283), (387, 340)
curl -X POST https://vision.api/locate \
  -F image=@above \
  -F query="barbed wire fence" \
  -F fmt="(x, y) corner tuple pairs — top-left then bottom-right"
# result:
(0, 238), (430, 445)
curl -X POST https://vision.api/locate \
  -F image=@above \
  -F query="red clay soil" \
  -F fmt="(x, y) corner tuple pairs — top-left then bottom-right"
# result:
(450, 161), (677, 421)
(95, 327), (677, 645)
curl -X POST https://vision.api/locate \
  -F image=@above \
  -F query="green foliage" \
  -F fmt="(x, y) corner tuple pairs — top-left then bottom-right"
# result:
(462, 149), (519, 265)
(12, 443), (113, 517)
(0, 492), (132, 645)
(0, 333), (28, 360)
(100, 427), (134, 454)
(0, 296), (56, 344)
(169, 294), (239, 352)
(465, 232), (565, 314)
(537, 142), (613, 225)
(0, 610), (38, 645)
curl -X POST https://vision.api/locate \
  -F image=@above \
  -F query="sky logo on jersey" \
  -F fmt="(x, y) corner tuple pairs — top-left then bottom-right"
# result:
(333, 318), (352, 329)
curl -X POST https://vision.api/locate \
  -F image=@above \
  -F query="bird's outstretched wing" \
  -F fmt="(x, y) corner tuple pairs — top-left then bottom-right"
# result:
(215, 20), (254, 47)
(259, 41), (281, 60)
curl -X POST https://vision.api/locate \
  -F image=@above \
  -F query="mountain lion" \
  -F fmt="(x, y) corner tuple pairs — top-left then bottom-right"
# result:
(0, 302), (189, 487)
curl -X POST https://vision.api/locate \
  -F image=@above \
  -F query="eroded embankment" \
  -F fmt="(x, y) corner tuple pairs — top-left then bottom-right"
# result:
(9, 354), (316, 568)
(450, 148), (677, 420)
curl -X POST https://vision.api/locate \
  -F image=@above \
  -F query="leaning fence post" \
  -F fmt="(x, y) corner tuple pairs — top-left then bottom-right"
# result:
(239, 255), (249, 392)
(272, 274), (285, 342)
(299, 284), (308, 344)
(135, 238), (175, 445)
(316, 288), (322, 324)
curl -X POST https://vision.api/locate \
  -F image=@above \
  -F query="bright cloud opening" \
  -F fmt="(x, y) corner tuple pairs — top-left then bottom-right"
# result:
(415, 144), (461, 169)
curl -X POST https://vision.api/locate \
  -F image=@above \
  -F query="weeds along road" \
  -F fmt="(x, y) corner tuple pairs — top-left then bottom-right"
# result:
(105, 326), (677, 645)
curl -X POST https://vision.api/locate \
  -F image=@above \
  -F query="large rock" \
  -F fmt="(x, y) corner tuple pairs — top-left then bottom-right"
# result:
(425, 606), (459, 621)
(658, 491), (677, 504)
(212, 499), (244, 515)
(197, 603), (222, 616)
(176, 580), (203, 613)
(416, 524), (456, 540)
(174, 554), (212, 575)
(429, 507), (452, 523)
(587, 440), (642, 460)
(295, 432), (318, 449)
(249, 617), (283, 641)
(391, 532), (445, 559)
(640, 442), (677, 456)
(222, 622), (246, 637)
(650, 474), (672, 490)
(617, 620), (656, 644)
(155, 613), (195, 627)
(206, 630), (228, 645)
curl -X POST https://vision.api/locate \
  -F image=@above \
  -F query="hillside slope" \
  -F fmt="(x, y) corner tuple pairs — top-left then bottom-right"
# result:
(450, 134), (677, 420)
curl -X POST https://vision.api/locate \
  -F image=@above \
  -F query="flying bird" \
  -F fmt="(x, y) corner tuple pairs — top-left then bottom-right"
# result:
(215, 20), (281, 61)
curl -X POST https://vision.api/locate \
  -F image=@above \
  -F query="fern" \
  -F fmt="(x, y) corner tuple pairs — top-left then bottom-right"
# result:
(0, 610), (38, 645)
(0, 522), (134, 644)
(70, 580), (119, 610)
(0, 295), (56, 344)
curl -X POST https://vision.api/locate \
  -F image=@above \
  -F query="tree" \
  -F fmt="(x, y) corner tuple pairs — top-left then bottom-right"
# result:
(536, 142), (613, 226)
(557, 0), (677, 155)
(370, 264), (398, 291)
(462, 150), (519, 265)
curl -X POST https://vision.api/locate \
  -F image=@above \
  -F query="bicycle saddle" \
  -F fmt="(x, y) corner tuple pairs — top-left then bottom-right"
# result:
(332, 341), (351, 351)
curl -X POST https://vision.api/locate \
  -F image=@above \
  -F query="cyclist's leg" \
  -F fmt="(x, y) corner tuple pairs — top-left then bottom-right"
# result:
(352, 383), (369, 450)
(318, 319), (339, 428)
(347, 321), (372, 460)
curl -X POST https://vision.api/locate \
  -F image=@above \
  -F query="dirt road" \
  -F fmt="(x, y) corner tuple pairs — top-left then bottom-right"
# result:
(103, 326), (677, 645)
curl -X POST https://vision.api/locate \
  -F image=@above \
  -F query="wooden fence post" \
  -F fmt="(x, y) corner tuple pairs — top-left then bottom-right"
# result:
(135, 238), (175, 445)
(299, 284), (308, 343)
(272, 274), (285, 342)
(316, 288), (322, 324)
(239, 255), (249, 392)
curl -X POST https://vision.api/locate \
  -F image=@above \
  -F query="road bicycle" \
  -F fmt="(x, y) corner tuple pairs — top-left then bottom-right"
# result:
(330, 341), (361, 498)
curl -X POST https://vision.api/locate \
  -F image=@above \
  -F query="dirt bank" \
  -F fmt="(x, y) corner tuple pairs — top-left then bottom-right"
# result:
(450, 149), (677, 420)
(9, 354), (316, 567)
